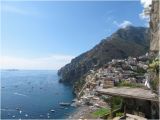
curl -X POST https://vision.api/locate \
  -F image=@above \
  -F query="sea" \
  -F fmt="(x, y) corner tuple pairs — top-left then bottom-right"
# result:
(1, 70), (76, 119)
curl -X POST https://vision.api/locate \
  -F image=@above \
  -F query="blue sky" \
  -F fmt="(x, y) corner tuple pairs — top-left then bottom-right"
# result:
(1, 1), (149, 70)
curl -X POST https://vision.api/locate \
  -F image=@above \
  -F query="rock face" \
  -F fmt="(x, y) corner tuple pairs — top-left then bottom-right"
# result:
(58, 26), (150, 84)
(149, 0), (159, 94)
(150, 0), (160, 51)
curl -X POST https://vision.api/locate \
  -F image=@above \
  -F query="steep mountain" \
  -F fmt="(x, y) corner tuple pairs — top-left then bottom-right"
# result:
(58, 26), (150, 84)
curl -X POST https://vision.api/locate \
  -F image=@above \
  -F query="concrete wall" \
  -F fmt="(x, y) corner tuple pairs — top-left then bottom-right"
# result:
(122, 98), (159, 119)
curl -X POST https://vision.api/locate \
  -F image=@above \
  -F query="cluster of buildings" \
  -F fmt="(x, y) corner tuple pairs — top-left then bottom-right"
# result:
(74, 53), (159, 119)
(96, 55), (150, 88)
(79, 53), (151, 97)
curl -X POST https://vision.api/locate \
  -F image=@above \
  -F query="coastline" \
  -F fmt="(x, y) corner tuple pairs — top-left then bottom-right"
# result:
(67, 105), (100, 119)
(68, 105), (93, 119)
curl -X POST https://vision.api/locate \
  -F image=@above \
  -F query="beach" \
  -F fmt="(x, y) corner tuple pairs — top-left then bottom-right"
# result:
(69, 106), (92, 119)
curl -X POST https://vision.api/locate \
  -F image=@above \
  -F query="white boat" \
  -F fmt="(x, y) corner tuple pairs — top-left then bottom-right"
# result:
(59, 102), (70, 106)
(50, 109), (55, 112)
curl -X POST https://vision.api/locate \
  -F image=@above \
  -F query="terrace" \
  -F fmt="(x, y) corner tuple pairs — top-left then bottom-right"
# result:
(97, 87), (159, 119)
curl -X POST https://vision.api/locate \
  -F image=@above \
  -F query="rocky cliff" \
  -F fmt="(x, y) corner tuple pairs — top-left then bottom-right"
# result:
(150, 0), (159, 51)
(58, 26), (150, 85)
(149, 0), (159, 94)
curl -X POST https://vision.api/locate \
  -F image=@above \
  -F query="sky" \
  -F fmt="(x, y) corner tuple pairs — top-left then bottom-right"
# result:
(0, 0), (150, 70)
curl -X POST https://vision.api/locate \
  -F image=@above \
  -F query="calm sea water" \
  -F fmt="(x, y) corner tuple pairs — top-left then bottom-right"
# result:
(1, 70), (76, 119)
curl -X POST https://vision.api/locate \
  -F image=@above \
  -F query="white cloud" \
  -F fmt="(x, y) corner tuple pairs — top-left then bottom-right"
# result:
(119, 20), (132, 28)
(139, 0), (152, 22)
(113, 20), (132, 28)
(113, 20), (119, 26)
(140, 0), (152, 8)
(0, 54), (75, 70)
(139, 10), (148, 20)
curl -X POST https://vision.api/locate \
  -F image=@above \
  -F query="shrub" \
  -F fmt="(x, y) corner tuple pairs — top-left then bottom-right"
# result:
(150, 75), (159, 93)
(148, 58), (159, 74)
(117, 81), (143, 88)
(116, 112), (124, 117)
(136, 67), (146, 75)
(111, 97), (123, 110)
(148, 58), (159, 93)
(92, 108), (110, 117)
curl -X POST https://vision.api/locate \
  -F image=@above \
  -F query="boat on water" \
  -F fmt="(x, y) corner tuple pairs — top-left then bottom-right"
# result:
(25, 114), (28, 117)
(59, 102), (70, 106)
(16, 108), (20, 111)
(50, 109), (55, 112)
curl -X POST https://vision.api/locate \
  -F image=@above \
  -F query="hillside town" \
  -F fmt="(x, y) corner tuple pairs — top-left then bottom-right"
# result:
(70, 52), (159, 119)
(70, 0), (160, 119)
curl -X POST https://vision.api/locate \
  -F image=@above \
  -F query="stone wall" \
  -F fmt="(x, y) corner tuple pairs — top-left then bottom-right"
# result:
(150, 0), (160, 51)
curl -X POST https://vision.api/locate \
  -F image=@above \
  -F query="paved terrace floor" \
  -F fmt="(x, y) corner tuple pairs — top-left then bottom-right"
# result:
(97, 87), (159, 102)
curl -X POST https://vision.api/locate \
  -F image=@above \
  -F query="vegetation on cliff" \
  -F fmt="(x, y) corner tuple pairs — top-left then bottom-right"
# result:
(58, 26), (150, 84)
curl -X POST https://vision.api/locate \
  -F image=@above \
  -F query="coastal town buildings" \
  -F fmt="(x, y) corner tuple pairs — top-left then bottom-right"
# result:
(72, 52), (159, 119)
(70, 0), (159, 119)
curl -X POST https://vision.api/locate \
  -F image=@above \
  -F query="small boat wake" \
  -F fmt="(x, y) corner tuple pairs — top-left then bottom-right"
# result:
(13, 92), (28, 97)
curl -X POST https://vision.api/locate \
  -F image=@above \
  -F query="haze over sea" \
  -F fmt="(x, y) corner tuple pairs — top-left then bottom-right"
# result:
(1, 70), (76, 119)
